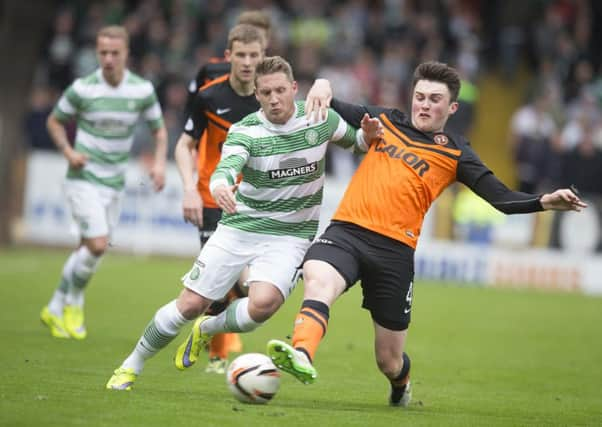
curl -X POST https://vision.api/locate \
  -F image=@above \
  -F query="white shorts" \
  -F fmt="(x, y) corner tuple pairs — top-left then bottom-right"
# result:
(182, 224), (310, 301)
(64, 180), (123, 238)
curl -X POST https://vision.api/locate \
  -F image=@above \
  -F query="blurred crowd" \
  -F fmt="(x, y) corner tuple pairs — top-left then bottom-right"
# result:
(24, 0), (602, 194)
(509, 0), (602, 196)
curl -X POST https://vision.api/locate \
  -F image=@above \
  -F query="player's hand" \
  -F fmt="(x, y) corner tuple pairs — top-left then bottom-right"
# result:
(182, 188), (204, 227)
(305, 79), (332, 123)
(150, 162), (166, 192)
(360, 113), (383, 144)
(540, 188), (587, 211)
(65, 149), (88, 169)
(213, 184), (238, 214)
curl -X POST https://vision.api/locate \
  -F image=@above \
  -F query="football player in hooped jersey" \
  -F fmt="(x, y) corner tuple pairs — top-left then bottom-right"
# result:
(106, 56), (383, 390)
(177, 23), (266, 374)
(40, 25), (167, 341)
(267, 61), (587, 407)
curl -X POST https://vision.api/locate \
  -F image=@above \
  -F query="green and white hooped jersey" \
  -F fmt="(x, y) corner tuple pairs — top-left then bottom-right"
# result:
(53, 69), (164, 191)
(210, 101), (368, 240)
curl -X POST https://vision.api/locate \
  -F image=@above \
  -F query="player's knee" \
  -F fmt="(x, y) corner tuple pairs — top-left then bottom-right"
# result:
(85, 238), (109, 256)
(303, 277), (336, 302)
(176, 289), (211, 320)
(247, 295), (282, 323)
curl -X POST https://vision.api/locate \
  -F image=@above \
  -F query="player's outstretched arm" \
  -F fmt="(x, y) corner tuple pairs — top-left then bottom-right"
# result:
(540, 188), (587, 211)
(305, 79), (332, 122)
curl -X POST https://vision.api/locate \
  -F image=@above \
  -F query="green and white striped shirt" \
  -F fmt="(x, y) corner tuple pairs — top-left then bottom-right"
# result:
(53, 69), (164, 191)
(210, 101), (368, 239)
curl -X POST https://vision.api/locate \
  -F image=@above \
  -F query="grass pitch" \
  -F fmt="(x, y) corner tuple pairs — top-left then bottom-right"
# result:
(1, 247), (601, 426)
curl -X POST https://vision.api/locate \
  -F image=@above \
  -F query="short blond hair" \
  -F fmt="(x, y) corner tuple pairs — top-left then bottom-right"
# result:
(227, 24), (266, 51)
(97, 25), (129, 45)
(255, 56), (294, 85)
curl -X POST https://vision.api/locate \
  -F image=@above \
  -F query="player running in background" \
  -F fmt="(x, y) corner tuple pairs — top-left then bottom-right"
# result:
(106, 56), (380, 391)
(40, 25), (167, 340)
(178, 23), (266, 374)
(267, 61), (587, 407)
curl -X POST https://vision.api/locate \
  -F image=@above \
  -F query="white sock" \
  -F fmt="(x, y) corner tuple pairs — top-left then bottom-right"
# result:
(48, 290), (67, 317)
(67, 246), (102, 307)
(48, 251), (79, 315)
(122, 300), (188, 374)
(202, 298), (261, 334)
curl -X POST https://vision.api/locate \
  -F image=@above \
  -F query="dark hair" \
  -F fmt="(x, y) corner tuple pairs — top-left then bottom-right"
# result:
(411, 61), (461, 102)
(255, 56), (294, 85)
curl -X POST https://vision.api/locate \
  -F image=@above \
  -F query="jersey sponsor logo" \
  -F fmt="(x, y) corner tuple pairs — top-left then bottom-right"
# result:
(216, 107), (231, 115)
(304, 129), (320, 145)
(374, 140), (430, 177)
(314, 238), (333, 245)
(94, 119), (129, 135)
(433, 134), (448, 145)
(269, 161), (318, 179)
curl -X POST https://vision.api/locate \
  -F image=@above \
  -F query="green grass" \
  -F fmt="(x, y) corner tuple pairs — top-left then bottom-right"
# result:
(1, 247), (601, 426)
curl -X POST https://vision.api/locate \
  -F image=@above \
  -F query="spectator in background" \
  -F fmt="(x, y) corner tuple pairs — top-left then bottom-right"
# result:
(508, 89), (559, 193)
(46, 8), (76, 90)
(23, 86), (57, 151)
(560, 117), (602, 196)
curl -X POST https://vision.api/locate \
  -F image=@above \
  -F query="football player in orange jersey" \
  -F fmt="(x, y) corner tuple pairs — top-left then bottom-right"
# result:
(267, 61), (587, 406)
(184, 10), (272, 114)
(176, 24), (267, 374)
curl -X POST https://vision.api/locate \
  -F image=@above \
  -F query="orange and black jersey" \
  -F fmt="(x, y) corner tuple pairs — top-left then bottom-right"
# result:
(329, 98), (544, 249)
(185, 58), (231, 116)
(184, 75), (259, 208)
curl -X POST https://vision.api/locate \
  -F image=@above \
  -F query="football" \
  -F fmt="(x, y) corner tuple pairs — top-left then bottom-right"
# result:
(226, 353), (281, 404)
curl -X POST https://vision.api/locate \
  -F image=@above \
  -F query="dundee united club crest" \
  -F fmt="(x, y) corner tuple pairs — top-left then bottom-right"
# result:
(433, 134), (448, 145)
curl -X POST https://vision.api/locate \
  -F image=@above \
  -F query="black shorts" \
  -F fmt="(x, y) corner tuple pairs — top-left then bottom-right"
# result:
(304, 221), (414, 331)
(198, 207), (222, 246)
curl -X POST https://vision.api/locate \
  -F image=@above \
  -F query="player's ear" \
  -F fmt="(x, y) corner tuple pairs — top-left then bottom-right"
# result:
(292, 80), (298, 95)
(448, 101), (459, 115)
(224, 49), (232, 62)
